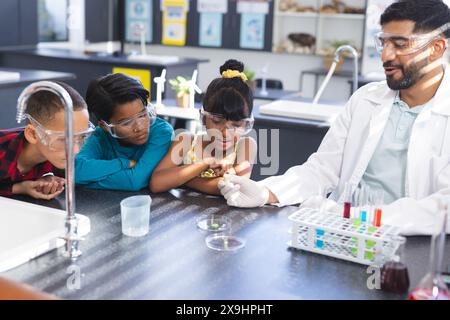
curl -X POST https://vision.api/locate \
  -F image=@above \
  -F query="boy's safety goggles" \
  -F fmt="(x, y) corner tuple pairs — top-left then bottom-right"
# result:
(25, 114), (95, 151)
(101, 105), (157, 139)
(200, 107), (254, 135)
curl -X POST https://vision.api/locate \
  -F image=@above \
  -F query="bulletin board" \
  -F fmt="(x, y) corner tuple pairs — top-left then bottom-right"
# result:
(123, 0), (274, 52)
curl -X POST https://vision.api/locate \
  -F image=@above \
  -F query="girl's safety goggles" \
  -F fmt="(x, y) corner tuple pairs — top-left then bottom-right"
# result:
(200, 107), (254, 135)
(101, 104), (157, 139)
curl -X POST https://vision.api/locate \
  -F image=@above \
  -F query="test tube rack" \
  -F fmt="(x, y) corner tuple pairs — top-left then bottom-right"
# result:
(288, 208), (402, 266)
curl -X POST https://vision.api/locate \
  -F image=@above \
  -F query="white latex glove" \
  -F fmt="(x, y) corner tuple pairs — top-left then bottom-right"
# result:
(299, 195), (343, 215)
(218, 174), (270, 208)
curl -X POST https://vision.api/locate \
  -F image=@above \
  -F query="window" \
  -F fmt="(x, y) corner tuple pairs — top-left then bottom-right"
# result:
(38, 0), (69, 42)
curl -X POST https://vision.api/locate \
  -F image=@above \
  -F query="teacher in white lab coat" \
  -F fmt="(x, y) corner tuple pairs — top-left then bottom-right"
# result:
(219, 0), (450, 235)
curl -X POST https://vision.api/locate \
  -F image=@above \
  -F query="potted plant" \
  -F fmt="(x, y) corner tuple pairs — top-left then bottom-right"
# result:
(318, 40), (354, 73)
(243, 67), (256, 90)
(169, 76), (190, 108)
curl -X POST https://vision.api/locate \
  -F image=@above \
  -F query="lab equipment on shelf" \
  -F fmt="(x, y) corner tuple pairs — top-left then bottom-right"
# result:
(288, 207), (402, 265)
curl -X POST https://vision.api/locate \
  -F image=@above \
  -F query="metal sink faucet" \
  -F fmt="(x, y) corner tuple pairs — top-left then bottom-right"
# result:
(17, 81), (82, 259)
(313, 45), (359, 105)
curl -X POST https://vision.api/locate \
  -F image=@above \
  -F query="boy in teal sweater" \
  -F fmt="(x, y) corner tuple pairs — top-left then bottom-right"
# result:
(75, 73), (173, 191)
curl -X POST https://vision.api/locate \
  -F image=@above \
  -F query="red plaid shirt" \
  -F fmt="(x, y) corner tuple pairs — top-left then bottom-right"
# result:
(0, 128), (55, 196)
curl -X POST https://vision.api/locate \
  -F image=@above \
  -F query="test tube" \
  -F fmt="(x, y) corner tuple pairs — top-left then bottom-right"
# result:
(315, 186), (327, 249)
(342, 182), (352, 219)
(372, 189), (385, 227)
(360, 185), (370, 223)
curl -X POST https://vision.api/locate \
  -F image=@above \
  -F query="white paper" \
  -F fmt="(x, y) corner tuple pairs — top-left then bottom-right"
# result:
(161, 0), (189, 12)
(237, 1), (269, 15)
(197, 0), (227, 13)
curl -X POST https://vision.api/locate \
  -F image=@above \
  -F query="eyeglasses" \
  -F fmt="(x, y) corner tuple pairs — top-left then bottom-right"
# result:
(101, 104), (157, 139)
(374, 23), (450, 56)
(25, 114), (95, 151)
(200, 107), (254, 135)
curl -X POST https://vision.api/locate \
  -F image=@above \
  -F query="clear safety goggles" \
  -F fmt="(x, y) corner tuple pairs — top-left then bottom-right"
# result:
(101, 104), (157, 139)
(374, 23), (450, 56)
(25, 114), (95, 151)
(200, 107), (254, 135)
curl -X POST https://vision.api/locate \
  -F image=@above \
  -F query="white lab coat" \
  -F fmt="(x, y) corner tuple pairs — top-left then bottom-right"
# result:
(260, 67), (450, 235)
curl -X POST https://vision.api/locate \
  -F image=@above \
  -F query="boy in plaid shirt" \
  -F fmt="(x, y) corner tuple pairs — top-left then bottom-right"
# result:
(0, 82), (93, 200)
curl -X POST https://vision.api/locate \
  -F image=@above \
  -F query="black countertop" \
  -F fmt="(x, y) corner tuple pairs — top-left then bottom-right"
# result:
(0, 67), (75, 89)
(2, 187), (447, 300)
(0, 48), (209, 68)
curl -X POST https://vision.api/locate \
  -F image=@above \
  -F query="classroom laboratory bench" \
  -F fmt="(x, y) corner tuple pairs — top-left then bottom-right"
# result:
(0, 67), (76, 129)
(2, 187), (448, 300)
(0, 48), (208, 101)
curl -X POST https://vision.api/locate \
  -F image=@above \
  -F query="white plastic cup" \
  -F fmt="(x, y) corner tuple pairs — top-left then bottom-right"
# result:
(120, 195), (151, 237)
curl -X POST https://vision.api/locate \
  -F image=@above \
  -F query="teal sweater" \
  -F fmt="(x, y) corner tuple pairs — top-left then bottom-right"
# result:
(75, 118), (173, 191)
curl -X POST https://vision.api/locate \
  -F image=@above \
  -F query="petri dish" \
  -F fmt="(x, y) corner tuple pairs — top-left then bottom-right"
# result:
(196, 214), (231, 232)
(205, 234), (246, 252)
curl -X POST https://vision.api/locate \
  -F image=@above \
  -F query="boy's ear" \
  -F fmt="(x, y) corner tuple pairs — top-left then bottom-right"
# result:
(24, 124), (38, 145)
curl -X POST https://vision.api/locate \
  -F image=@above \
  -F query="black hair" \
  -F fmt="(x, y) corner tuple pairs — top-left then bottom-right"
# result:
(380, 0), (450, 38)
(86, 73), (149, 122)
(25, 81), (87, 123)
(203, 59), (253, 121)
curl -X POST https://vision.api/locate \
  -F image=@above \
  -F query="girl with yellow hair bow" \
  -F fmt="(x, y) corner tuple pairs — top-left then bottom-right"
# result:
(150, 59), (257, 195)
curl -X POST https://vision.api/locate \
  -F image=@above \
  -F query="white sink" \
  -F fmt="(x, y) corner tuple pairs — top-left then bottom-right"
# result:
(0, 196), (90, 273)
(259, 100), (344, 123)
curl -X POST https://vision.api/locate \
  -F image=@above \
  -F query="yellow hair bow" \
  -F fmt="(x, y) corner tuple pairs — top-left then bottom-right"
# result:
(221, 69), (248, 81)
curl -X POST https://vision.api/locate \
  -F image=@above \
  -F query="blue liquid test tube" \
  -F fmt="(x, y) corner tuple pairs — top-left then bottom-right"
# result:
(360, 210), (367, 222)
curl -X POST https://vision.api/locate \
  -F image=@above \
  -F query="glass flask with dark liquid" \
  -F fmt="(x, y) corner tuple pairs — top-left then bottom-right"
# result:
(381, 235), (410, 294)
(409, 198), (450, 300)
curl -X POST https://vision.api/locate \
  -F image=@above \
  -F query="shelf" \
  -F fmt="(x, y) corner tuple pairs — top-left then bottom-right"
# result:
(275, 11), (318, 18)
(275, 11), (365, 20)
(319, 13), (365, 20)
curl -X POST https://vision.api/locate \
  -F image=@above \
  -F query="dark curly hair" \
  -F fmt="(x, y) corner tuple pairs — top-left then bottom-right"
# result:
(203, 59), (253, 121)
(380, 0), (450, 38)
(86, 73), (149, 122)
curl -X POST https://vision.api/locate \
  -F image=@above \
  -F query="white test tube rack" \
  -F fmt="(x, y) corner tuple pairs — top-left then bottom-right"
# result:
(288, 208), (402, 266)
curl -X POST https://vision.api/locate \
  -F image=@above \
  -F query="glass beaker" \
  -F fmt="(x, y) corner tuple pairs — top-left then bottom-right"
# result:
(381, 235), (410, 294)
(409, 197), (450, 300)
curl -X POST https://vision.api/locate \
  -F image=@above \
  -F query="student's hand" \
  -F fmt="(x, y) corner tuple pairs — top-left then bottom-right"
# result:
(12, 180), (64, 200)
(129, 160), (136, 169)
(218, 174), (270, 208)
(36, 175), (65, 194)
(210, 159), (234, 177)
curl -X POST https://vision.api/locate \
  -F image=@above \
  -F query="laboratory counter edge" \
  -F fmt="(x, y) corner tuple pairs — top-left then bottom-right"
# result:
(0, 48), (209, 102)
(2, 187), (447, 300)
(0, 67), (76, 129)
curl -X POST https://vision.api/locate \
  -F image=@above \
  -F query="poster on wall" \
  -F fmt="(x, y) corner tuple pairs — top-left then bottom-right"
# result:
(199, 13), (223, 47)
(125, 0), (153, 43)
(237, 0), (268, 50)
(361, 0), (392, 76)
(198, 0), (226, 47)
(240, 13), (265, 49)
(197, 0), (227, 13)
(162, 0), (188, 46)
